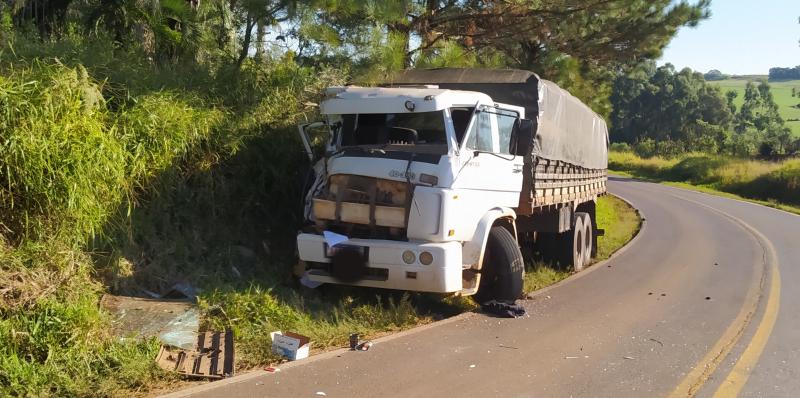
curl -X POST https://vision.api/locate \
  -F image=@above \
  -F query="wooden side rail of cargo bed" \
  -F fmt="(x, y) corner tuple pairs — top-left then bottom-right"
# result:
(517, 159), (607, 214)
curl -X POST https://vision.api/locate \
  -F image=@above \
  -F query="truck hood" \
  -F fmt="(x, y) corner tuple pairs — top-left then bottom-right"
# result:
(327, 153), (446, 185)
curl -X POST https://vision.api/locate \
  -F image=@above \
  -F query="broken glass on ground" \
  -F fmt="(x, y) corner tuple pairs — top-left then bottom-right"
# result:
(100, 294), (199, 350)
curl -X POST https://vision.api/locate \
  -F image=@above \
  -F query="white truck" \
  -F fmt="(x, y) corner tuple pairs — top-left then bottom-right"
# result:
(296, 68), (608, 303)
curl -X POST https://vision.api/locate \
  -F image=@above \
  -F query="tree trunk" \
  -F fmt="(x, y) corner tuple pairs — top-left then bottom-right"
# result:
(255, 17), (265, 62)
(236, 13), (255, 69)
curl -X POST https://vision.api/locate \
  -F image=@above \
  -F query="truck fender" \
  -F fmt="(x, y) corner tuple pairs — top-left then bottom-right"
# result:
(463, 207), (517, 270)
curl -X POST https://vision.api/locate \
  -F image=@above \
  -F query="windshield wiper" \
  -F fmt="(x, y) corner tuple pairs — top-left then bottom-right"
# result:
(328, 144), (389, 158)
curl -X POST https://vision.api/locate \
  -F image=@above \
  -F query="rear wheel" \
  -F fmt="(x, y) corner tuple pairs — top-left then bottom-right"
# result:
(581, 213), (593, 267)
(569, 215), (586, 272)
(473, 226), (525, 304)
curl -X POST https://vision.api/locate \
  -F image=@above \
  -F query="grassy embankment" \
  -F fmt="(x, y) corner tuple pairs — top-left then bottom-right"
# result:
(0, 38), (455, 397)
(523, 194), (642, 293)
(711, 78), (800, 136)
(609, 150), (800, 215)
(0, 37), (641, 397)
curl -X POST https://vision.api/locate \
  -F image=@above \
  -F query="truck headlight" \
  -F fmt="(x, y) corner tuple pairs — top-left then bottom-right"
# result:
(402, 250), (416, 264)
(419, 251), (433, 265)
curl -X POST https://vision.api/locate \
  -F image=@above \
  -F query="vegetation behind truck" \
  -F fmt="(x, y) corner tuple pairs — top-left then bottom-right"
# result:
(296, 68), (608, 303)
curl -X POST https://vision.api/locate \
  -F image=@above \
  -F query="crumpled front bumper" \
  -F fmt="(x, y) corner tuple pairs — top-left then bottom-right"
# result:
(296, 233), (463, 293)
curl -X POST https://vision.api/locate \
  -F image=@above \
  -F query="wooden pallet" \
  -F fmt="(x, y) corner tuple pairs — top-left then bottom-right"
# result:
(156, 331), (235, 379)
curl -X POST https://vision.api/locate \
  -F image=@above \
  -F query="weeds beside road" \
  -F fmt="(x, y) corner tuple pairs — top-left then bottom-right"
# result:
(523, 194), (642, 294)
(0, 45), (642, 397)
(609, 151), (800, 215)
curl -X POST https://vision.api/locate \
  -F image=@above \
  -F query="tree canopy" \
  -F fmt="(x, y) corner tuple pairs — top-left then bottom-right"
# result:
(610, 63), (795, 157)
(2, 0), (711, 114)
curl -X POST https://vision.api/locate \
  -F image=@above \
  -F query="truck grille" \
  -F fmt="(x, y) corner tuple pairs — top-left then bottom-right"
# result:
(313, 174), (410, 240)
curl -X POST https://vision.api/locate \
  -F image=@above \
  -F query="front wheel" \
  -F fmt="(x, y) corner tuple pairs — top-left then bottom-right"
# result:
(473, 226), (525, 304)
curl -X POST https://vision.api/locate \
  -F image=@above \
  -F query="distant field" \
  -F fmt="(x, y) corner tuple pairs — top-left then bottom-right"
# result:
(711, 78), (800, 137)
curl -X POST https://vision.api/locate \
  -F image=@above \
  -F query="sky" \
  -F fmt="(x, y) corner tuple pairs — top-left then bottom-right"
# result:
(659, 0), (800, 75)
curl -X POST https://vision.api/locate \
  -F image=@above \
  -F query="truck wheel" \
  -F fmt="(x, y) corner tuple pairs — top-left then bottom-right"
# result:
(473, 226), (525, 304)
(580, 213), (593, 267)
(569, 214), (586, 272)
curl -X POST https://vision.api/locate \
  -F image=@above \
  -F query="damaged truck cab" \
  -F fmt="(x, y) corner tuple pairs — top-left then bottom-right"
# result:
(296, 69), (608, 303)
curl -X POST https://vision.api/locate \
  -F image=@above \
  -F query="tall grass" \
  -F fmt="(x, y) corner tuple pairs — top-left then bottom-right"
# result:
(0, 61), (125, 245)
(0, 33), (455, 396)
(609, 150), (800, 208)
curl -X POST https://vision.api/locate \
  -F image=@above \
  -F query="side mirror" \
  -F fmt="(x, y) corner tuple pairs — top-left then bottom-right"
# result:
(510, 118), (535, 156)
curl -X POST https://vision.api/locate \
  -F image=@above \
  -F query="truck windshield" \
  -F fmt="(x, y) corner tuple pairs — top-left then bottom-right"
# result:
(331, 111), (449, 154)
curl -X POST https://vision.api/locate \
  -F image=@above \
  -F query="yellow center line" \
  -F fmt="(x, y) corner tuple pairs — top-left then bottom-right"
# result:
(713, 244), (781, 397)
(664, 194), (780, 398)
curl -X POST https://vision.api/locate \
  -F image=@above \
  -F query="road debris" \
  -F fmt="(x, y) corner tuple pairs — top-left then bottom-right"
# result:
(565, 356), (579, 359)
(349, 333), (360, 350)
(498, 344), (519, 350)
(264, 366), (281, 373)
(271, 331), (311, 361)
(300, 271), (324, 289)
(649, 338), (664, 347)
(469, 364), (476, 368)
(101, 294), (199, 350)
(480, 300), (526, 318)
(155, 330), (235, 379)
(316, 392), (327, 396)
(356, 341), (373, 351)
(162, 282), (201, 300)
(623, 356), (636, 360)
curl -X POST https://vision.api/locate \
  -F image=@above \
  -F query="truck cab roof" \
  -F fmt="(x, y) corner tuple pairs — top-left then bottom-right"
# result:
(320, 86), (492, 115)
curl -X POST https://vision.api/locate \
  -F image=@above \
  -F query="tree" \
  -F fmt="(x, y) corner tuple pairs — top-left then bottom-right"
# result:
(768, 65), (800, 81)
(288, 0), (710, 115)
(609, 63), (733, 152)
(704, 69), (727, 81)
(7, 0), (73, 37)
(732, 81), (790, 156)
(85, 0), (202, 63)
(725, 90), (738, 114)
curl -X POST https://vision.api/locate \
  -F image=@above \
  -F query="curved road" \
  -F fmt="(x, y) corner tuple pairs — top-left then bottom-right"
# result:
(167, 177), (799, 398)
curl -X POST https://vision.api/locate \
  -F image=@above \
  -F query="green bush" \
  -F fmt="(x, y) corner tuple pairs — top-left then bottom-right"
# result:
(0, 61), (126, 245)
(610, 150), (800, 208)
(739, 160), (800, 205)
(609, 142), (632, 152)
(670, 155), (728, 183)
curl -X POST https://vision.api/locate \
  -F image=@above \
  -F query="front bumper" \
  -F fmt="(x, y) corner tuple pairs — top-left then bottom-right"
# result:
(296, 233), (463, 293)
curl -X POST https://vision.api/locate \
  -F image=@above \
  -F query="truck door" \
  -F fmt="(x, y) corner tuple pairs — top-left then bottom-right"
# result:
(452, 103), (525, 208)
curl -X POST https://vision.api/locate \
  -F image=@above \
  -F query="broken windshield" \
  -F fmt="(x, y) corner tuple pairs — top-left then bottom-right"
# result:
(330, 111), (449, 154)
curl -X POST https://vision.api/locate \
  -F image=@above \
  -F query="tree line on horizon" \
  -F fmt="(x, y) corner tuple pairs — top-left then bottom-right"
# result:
(769, 66), (800, 81)
(611, 62), (797, 158)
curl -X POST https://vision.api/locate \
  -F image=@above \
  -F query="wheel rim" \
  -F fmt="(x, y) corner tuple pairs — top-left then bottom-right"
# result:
(583, 220), (593, 266)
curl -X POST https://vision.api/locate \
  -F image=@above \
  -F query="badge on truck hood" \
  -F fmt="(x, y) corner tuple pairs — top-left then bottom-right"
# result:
(389, 169), (416, 179)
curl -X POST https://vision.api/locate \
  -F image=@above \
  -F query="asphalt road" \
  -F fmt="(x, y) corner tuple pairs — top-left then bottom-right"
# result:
(166, 178), (798, 398)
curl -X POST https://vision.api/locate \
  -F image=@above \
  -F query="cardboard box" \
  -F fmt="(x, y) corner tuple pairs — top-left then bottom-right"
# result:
(270, 331), (311, 361)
